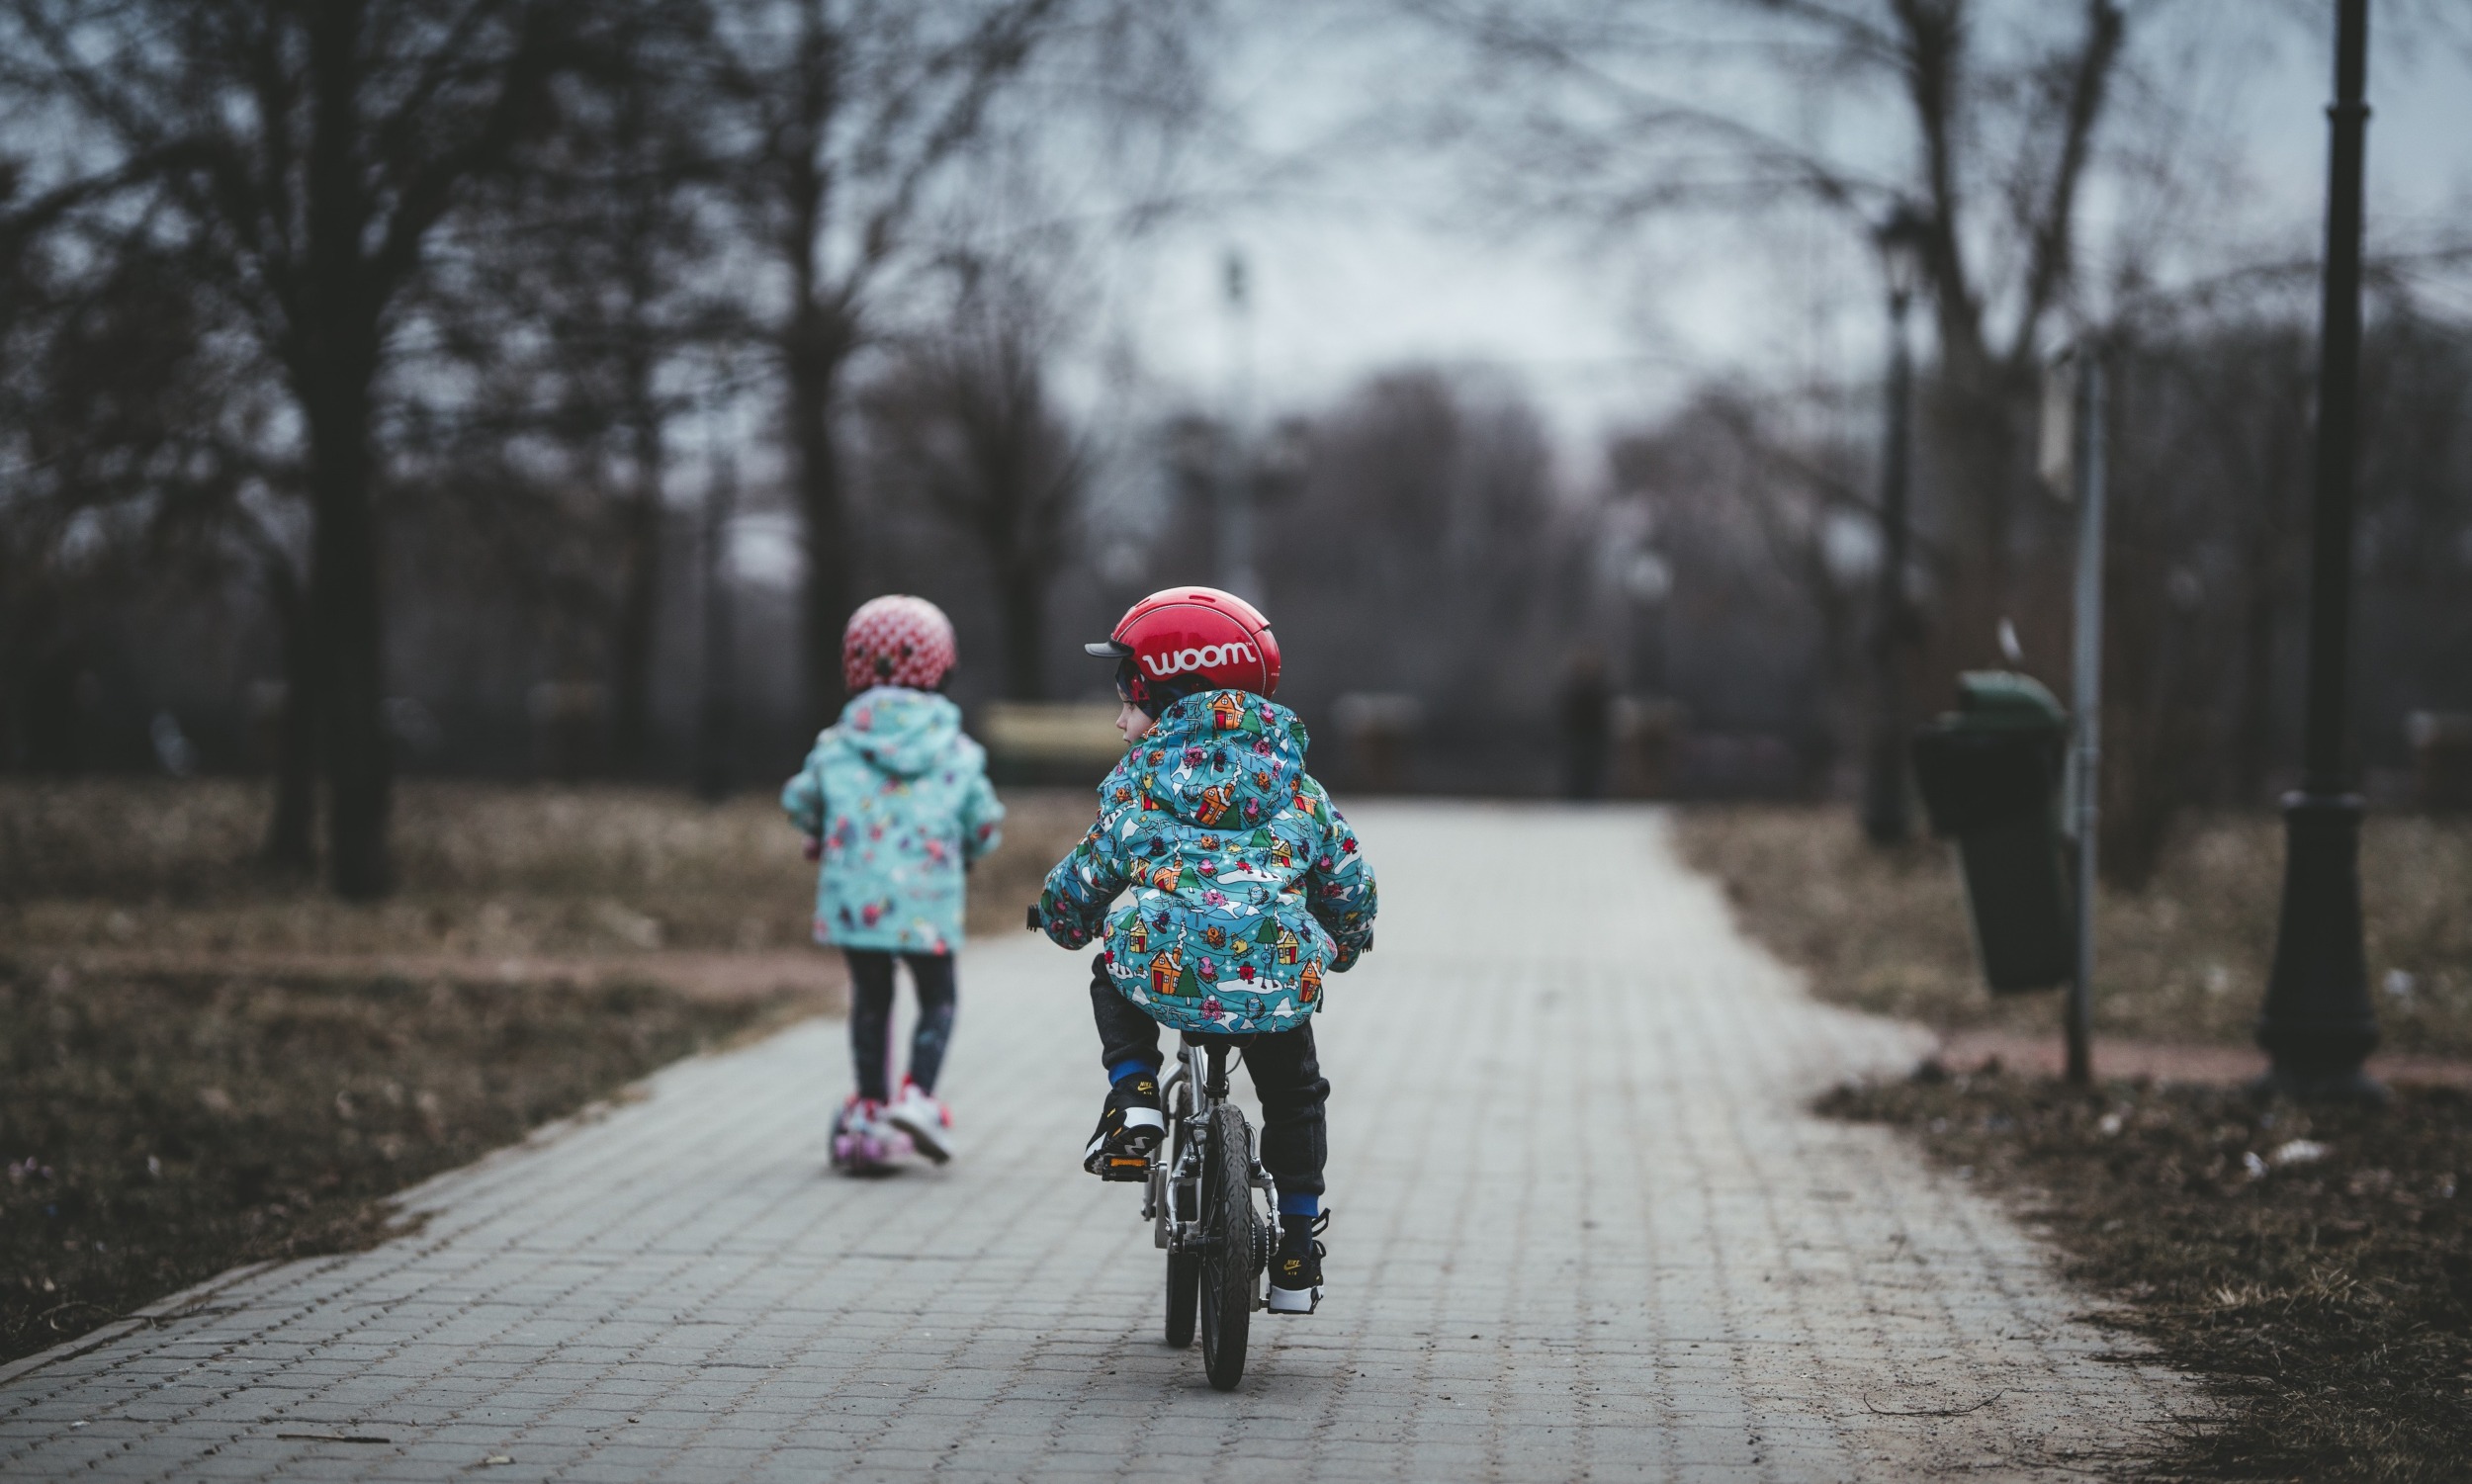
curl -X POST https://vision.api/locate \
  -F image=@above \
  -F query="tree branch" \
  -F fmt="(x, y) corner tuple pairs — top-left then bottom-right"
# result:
(2005, 0), (2124, 368)
(1891, 0), (1987, 377)
(367, 1), (567, 300)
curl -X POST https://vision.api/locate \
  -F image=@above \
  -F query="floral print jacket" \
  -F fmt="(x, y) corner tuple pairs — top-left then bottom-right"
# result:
(782, 687), (1004, 955)
(1036, 690), (1376, 1034)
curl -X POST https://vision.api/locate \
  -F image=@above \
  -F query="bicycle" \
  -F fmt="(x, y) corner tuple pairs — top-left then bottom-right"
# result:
(1140, 1033), (1278, 1390)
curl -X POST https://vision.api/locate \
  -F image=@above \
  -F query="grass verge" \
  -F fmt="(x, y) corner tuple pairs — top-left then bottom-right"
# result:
(1, 958), (805, 1366)
(0, 779), (1096, 957)
(1685, 804), (2472, 1477)
(1673, 804), (2472, 1055)
(1825, 1069), (2472, 1482)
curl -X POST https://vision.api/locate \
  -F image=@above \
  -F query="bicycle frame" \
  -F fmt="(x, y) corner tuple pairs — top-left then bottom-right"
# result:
(1144, 1036), (1276, 1305)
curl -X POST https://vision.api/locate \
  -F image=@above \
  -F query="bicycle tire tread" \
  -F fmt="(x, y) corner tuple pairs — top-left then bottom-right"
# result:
(1198, 1103), (1255, 1390)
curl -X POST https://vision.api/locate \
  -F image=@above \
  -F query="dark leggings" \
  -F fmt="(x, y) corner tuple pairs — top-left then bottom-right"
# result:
(1088, 955), (1327, 1198)
(843, 950), (958, 1101)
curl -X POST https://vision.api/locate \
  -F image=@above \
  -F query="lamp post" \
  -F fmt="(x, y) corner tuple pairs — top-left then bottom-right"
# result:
(1861, 206), (1932, 845)
(2258, 0), (2381, 1101)
(2063, 347), (2107, 1087)
(1625, 544), (1672, 693)
(1218, 248), (1262, 603)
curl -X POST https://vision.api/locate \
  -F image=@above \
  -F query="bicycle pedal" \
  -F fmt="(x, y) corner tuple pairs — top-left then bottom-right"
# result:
(1098, 1156), (1151, 1182)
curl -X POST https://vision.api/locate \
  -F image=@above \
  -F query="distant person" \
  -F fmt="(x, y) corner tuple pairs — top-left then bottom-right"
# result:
(1027, 586), (1377, 1316)
(1559, 649), (1613, 800)
(782, 596), (1003, 1175)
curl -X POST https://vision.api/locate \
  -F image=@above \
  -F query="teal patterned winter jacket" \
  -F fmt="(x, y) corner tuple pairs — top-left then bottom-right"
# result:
(782, 688), (1004, 955)
(1036, 690), (1376, 1035)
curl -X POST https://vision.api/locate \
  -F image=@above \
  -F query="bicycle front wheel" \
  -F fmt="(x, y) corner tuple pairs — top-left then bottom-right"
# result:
(1197, 1103), (1257, 1391)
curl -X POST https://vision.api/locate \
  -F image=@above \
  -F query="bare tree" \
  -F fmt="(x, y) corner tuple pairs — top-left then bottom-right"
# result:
(1254, 366), (1591, 790)
(2, 0), (580, 895)
(861, 252), (1087, 700)
(1408, 0), (2135, 671)
(0, 135), (316, 844)
(443, 0), (733, 772)
(1609, 384), (1886, 765)
(0, 223), (246, 765)
(708, 0), (1202, 727)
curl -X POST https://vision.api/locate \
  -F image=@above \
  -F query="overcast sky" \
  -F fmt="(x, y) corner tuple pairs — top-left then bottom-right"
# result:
(1093, 2), (2472, 470)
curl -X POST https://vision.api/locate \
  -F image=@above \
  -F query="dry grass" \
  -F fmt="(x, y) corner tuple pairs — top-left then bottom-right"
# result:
(0, 779), (1097, 959)
(1826, 1070), (2472, 1482)
(1673, 805), (2472, 1056)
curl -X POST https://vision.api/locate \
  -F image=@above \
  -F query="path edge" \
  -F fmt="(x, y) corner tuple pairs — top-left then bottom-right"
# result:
(1, 1021), (836, 1393)
(0, 1260), (282, 1389)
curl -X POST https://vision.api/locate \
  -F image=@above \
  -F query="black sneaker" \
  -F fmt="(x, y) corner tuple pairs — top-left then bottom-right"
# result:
(1082, 1074), (1165, 1179)
(1268, 1211), (1327, 1314)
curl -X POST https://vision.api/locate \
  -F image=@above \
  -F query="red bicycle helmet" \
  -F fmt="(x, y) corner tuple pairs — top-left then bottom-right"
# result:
(1086, 586), (1280, 709)
(842, 595), (957, 692)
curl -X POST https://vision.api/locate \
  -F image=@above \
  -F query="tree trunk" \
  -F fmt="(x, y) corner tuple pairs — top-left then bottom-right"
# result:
(306, 0), (392, 900)
(788, 305), (854, 730)
(610, 409), (664, 774)
(2235, 575), (2279, 806)
(262, 556), (318, 871)
(1919, 376), (2028, 688)
(307, 375), (391, 898)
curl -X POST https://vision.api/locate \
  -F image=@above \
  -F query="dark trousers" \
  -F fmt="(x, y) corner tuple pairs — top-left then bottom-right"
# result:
(1089, 956), (1327, 1197)
(844, 949), (957, 1101)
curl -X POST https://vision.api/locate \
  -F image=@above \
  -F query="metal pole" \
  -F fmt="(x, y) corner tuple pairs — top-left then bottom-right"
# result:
(2066, 352), (2105, 1087)
(2257, 0), (2381, 1101)
(1218, 249), (1261, 603)
(1861, 283), (1915, 845)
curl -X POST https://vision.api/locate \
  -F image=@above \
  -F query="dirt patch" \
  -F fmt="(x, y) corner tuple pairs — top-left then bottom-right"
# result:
(0, 957), (814, 1367)
(0, 780), (1098, 959)
(1824, 1068), (2472, 1482)
(45, 947), (849, 1011)
(1933, 1029), (2472, 1091)
(1674, 804), (2472, 1057)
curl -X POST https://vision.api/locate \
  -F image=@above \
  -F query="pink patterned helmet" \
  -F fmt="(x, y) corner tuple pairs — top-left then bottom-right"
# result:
(841, 595), (957, 693)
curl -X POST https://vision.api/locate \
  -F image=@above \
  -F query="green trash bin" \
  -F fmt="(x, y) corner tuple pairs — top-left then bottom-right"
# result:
(1909, 672), (2073, 992)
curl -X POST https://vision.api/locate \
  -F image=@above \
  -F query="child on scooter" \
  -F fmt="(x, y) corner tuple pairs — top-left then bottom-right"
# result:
(783, 595), (1003, 1173)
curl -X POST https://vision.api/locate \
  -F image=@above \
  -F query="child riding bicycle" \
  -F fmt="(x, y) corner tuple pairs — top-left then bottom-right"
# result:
(1029, 586), (1376, 1314)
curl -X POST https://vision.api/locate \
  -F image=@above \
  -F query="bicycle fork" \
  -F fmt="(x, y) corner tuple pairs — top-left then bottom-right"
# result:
(1145, 1045), (1278, 1299)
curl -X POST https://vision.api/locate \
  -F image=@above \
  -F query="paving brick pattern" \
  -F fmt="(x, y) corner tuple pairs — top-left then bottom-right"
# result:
(1, 805), (2199, 1481)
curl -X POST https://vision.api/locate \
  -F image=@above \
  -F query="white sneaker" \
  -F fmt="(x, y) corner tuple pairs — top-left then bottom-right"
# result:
(1267, 1213), (1327, 1314)
(886, 1080), (953, 1165)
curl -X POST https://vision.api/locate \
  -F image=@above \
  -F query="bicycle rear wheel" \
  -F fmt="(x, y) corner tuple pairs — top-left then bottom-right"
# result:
(1166, 1249), (1199, 1349)
(1197, 1103), (1257, 1390)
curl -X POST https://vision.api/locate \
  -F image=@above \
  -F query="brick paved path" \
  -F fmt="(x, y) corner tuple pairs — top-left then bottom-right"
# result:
(1, 806), (2198, 1481)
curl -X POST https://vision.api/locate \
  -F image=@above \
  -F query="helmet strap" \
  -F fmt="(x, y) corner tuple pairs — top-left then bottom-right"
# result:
(1112, 656), (1152, 716)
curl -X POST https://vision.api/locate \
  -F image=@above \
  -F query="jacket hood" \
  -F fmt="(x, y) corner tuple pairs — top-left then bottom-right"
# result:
(1115, 690), (1310, 829)
(834, 687), (963, 778)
